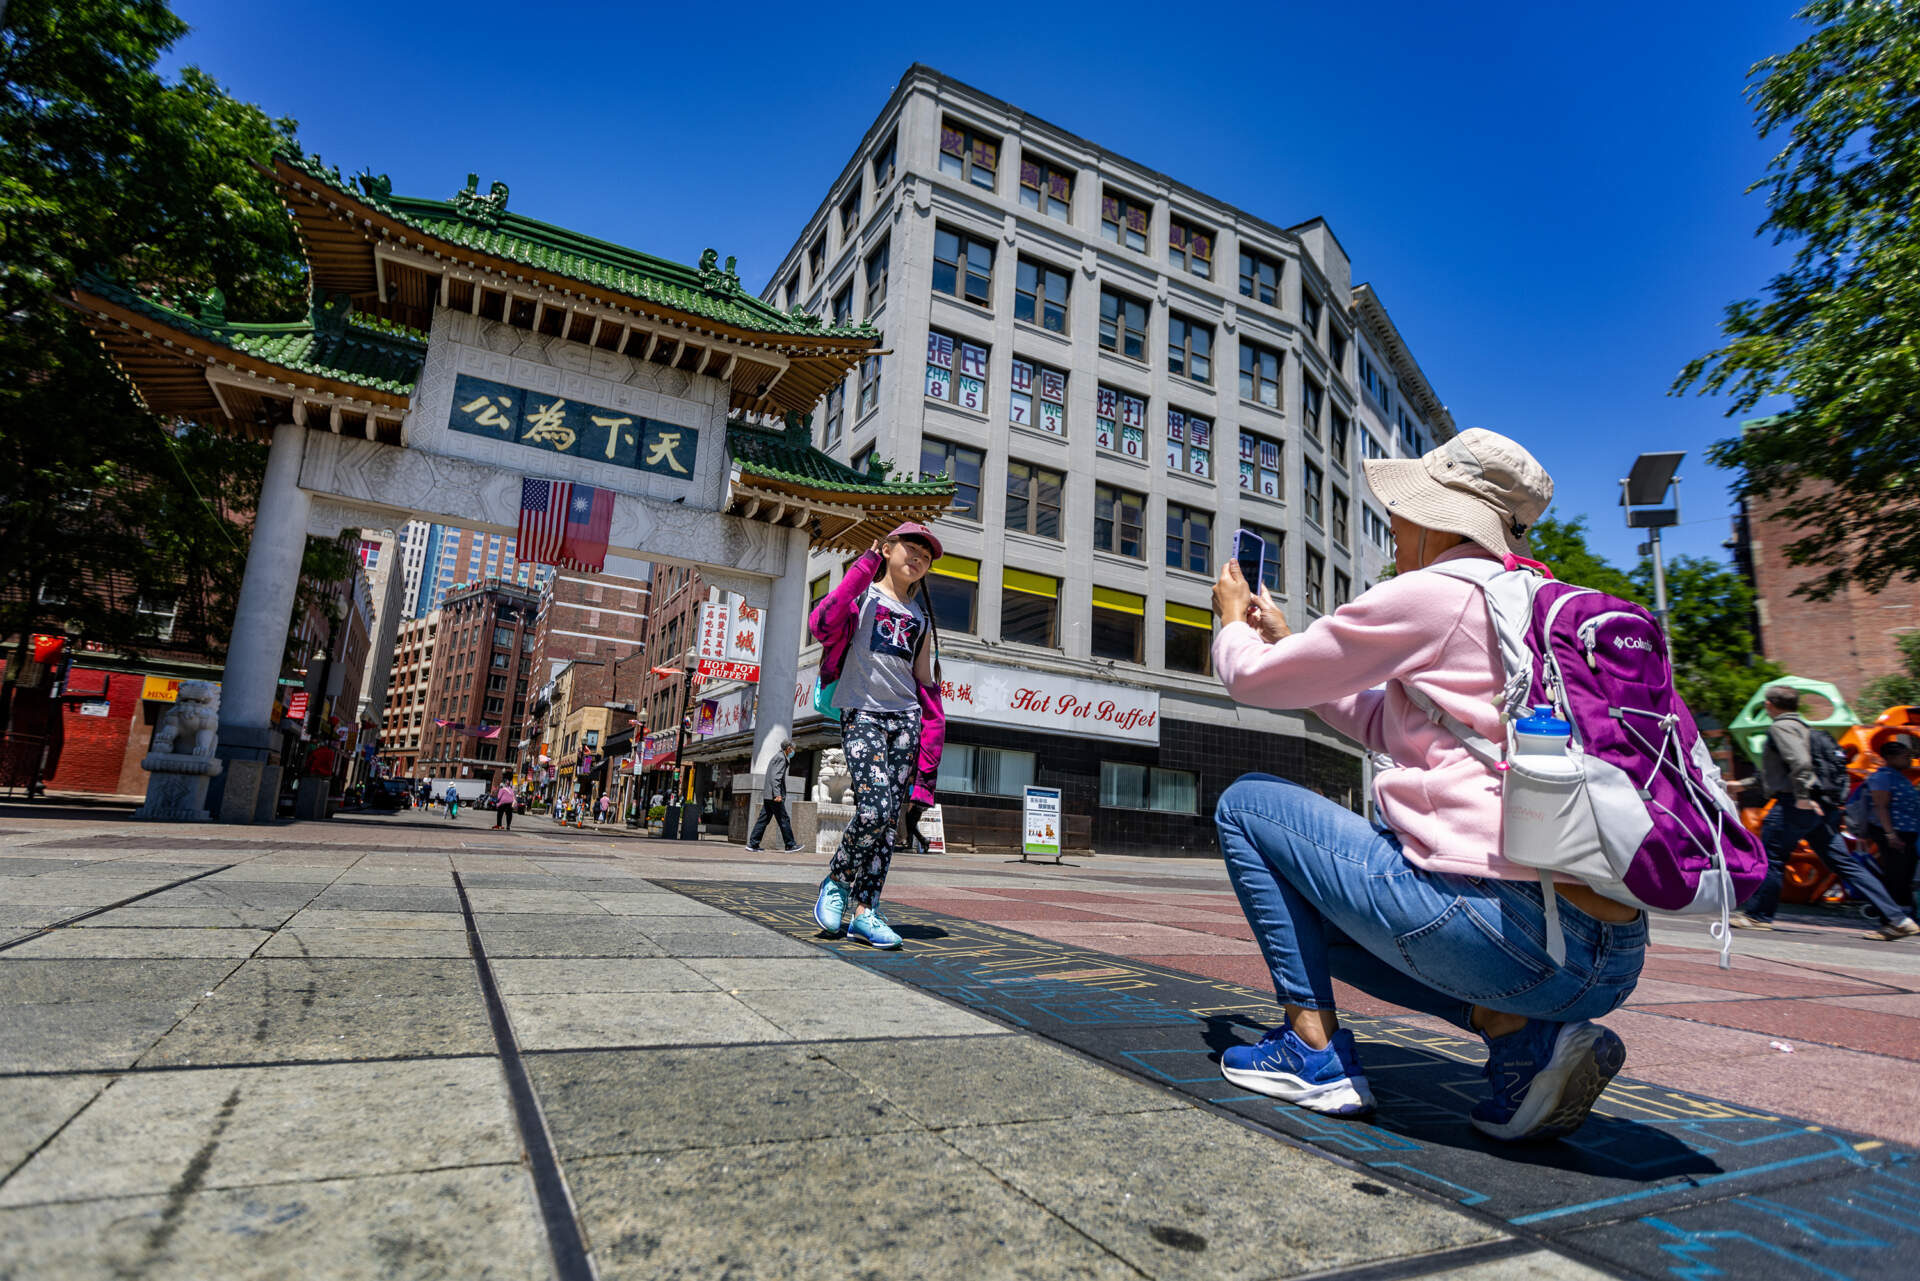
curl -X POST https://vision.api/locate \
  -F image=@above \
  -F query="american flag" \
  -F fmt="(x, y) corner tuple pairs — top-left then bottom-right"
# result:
(518, 478), (614, 572)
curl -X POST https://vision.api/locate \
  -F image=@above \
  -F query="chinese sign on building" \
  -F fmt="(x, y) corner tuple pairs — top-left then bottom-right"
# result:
(1095, 386), (1146, 459)
(936, 659), (1159, 744)
(449, 374), (697, 478)
(696, 593), (764, 683)
(1010, 360), (1065, 436)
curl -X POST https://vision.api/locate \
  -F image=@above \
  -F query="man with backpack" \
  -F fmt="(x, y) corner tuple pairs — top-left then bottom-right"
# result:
(1730, 686), (1916, 938)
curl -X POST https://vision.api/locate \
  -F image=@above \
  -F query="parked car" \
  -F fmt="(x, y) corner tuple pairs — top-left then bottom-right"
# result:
(365, 778), (415, 811)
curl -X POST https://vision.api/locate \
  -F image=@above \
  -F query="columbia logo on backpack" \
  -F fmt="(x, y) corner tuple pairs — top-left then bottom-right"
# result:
(1400, 555), (1767, 969)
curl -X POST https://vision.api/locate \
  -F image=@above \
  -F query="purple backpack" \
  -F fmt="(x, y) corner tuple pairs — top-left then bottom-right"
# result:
(1406, 557), (1767, 967)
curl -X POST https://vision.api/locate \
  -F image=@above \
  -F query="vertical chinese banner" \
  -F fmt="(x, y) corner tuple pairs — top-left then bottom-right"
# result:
(725, 596), (764, 678)
(698, 595), (731, 664)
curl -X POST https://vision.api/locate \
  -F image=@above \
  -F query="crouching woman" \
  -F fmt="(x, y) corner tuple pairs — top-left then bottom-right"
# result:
(1209, 429), (1643, 1141)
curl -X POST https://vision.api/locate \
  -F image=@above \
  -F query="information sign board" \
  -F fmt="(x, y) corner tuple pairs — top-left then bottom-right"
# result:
(1022, 786), (1062, 861)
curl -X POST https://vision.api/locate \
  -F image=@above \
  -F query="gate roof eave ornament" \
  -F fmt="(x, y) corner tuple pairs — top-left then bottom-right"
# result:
(724, 420), (955, 552)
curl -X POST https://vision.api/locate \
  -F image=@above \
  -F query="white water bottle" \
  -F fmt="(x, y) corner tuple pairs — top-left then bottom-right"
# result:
(1503, 705), (1582, 964)
(1512, 705), (1574, 762)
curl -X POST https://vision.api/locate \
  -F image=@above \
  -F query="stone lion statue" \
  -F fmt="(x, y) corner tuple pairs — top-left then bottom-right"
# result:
(149, 681), (220, 759)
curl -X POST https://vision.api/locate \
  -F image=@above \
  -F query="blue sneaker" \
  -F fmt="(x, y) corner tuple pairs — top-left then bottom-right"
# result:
(813, 877), (850, 935)
(845, 907), (903, 950)
(1220, 1023), (1374, 1116)
(1472, 1019), (1625, 1141)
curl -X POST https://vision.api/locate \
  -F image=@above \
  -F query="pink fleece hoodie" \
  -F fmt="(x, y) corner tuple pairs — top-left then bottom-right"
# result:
(1211, 543), (1523, 881)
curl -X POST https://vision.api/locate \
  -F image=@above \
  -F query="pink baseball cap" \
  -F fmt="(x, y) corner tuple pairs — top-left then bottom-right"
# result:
(887, 521), (943, 559)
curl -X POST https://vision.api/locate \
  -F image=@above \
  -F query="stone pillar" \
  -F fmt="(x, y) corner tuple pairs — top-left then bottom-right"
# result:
(212, 422), (312, 823)
(746, 524), (810, 818)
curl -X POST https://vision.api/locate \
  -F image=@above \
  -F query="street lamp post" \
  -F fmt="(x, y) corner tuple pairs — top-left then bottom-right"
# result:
(665, 661), (697, 840)
(1621, 451), (1685, 634)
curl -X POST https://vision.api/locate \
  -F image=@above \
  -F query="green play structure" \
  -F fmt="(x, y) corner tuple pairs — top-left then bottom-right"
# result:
(1727, 676), (1858, 767)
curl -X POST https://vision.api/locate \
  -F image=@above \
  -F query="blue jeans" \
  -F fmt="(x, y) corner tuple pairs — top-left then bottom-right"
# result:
(1742, 799), (1907, 924)
(1215, 775), (1645, 1030)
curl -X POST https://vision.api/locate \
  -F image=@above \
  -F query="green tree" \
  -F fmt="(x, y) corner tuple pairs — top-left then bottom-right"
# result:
(1528, 513), (1641, 602)
(1857, 632), (1920, 719)
(1673, 0), (1920, 601)
(0, 2), (308, 722)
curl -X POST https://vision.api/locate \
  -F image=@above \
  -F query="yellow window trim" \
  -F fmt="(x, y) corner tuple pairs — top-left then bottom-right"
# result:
(1092, 586), (1145, 615)
(1003, 567), (1059, 598)
(932, 554), (980, 583)
(1165, 602), (1212, 629)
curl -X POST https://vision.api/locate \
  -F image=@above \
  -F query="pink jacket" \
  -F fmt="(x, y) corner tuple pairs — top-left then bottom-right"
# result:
(809, 550), (946, 804)
(1211, 544), (1520, 880)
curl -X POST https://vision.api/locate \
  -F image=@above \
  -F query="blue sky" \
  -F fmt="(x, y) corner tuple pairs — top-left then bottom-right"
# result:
(165, 0), (1807, 570)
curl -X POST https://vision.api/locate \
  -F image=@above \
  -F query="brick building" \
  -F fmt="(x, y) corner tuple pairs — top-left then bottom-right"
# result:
(633, 563), (706, 794)
(377, 611), (439, 778)
(416, 580), (539, 788)
(514, 569), (649, 789)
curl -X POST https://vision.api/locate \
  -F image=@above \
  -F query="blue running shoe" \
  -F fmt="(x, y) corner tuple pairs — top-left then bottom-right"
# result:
(1472, 1019), (1625, 1142)
(1220, 1023), (1374, 1116)
(813, 877), (850, 936)
(845, 907), (902, 950)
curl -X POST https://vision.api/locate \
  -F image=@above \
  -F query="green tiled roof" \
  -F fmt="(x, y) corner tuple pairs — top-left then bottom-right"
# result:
(283, 152), (878, 344)
(80, 275), (426, 396)
(727, 422), (955, 498)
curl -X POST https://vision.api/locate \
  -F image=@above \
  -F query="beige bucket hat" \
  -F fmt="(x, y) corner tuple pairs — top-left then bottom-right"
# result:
(1362, 428), (1554, 559)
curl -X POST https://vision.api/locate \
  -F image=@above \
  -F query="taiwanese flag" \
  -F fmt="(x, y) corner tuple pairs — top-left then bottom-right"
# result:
(559, 483), (613, 572)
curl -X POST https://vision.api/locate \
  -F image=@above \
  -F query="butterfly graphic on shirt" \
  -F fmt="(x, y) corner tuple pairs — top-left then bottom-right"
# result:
(869, 599), (923, 659)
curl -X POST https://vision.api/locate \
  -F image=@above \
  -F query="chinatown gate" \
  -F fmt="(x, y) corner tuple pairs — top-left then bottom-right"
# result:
(67, 154), (951, 822)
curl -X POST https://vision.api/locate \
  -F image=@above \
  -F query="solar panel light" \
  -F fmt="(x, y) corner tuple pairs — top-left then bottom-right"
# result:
(1620, 451), (1685, 508)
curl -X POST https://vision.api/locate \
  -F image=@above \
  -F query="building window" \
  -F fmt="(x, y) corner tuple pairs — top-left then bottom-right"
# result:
(926, 554), (979, 632)
(1101, 762), (1198, 813)
(1166, 503), (1212, 575)
(1301, 290), (1323, 342)
(1361, 428), (1387, 461)
(823, 380), (845, 447)
(1304, 459), (1324, 526)
(832, 283), (853, 326)
(1239, 431), (1283, 498)
(136, 595), (178, 642)
(492, 626), (512, 647)
(839, 188), (860, 240)
(1094, 386), (1147, 458)
(491, 652), (509, 669)
(484, 697), (505, 715)
(1164, 409), (1212, 480)
(1167, 315), (1214, 385)
(1243, 523), (1285, 595)
(1000, 568), (1058, 647)
(1302, 377), (1325, 440)
(1010, 359), (1066, 435)
(1090, 586), (1145, 662)
(1334, 569), (1352, 609)
(1004, 460), (1063, 540)
(1331, 487), (1350, 549)
(1018, 155), (1073, 219)
(1330, 409), (1350, 468)
(1399, 410), (1424, 457)
(938, 744), (1035, 797)
(1168, 217), (1214, 279)
(1099, 288), (1149, 361)
(857, 352), (883, 417)
(1093, 484), (1145, 559)
(1239, 341), (1281, 409)
(1239, 250), (1282, 306)
(851, 445), (875, 477)
(924, 331), (989, 413)
(1362, 504), (1391, 550)
(1100, 188), (1151, 251)
(921, 437), (984, 522)
(872, 133), (896, 188)
(939, 118), (1000, 189)
(1164, 602), (1213, 675)
(1329, 329), (1348, 373)
(1361, 353), (1389, 410)
(807, 234), (825, 286)
(933, 227), (993, 308)
(1305, 548), (1326, 613)
(1014, 258), (1069, 333)
(865, 239), (889, 314)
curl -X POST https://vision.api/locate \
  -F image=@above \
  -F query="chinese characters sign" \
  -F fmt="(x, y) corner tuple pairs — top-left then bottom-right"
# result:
(925, 333), (987, 412)
(1166, 409), (1212, 479)
(697, 593), (764, 683)
(937, 659), (1159, 744)
(1010, 360), (1065, 436)
(449, 374), (697, 479)
(1095, 386), (1146, 459)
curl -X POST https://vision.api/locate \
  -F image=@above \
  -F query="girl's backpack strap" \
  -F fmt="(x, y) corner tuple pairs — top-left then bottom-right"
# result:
(1400, 681), (1506, 771)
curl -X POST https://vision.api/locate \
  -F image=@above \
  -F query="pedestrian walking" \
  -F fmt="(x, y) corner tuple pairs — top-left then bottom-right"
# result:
(745, 737), (801, 852)
(807, 524), (946, 950)
(1208, 430), (1643, 1140)
(597, 793), (611, 825)
(492, 781), (517, 831)
(1861, 739), (1920, 924)
(1730, 687), (1915, 939)
(444, 784), (459, 821)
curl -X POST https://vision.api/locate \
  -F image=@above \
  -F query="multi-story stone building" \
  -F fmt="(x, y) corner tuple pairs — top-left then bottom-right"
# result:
(410, 523), (541, 618)
(397, 519), (432, 621)
(416, 580), (539, 788)
(378, 611), (440, 778)
(764, 65), (1455, 855)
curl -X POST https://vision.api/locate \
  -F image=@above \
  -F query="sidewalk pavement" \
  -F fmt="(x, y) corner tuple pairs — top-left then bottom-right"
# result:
(0, 806), (1912, 1280)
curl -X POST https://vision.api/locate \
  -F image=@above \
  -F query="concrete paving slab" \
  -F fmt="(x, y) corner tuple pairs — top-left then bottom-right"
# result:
(463, 888), (606, 913)
(639, 927), (817, 958)
(474, 920), (666, 958)
(0, 1075), (110, 1175)
(0, 958), (239, 1005)
(0, 907), (87, 930)
(69, 905), (296, 929)
(306, 887), (462, 912)
(2, 927), (268, 959)
(943, 1108), (1499, 1280)
(284, 909), (467, 931)
(490, 958), (713, 994)
(589, 893), (729, 916)
(732, 985), (1008, 1041)
(0, 1000), (192, 1072)
(0, 858), (108, 876)
(258, 928), (473, 958)
(680, 956), (901, 992)
(201, 866), (343, 884)
(0, 877), (183, 905)
(0, 1164), (554, 1281)
(824, 1033), (1190, 1130)
(504, 990), (791, 1051)
(0, 1058), (517, 1206)
(529, 1045), (916, 1158)
(138, 984), (493, 1067)
(567, 1131), (1141, 1281)
(1424, 1250), (1619, 1280)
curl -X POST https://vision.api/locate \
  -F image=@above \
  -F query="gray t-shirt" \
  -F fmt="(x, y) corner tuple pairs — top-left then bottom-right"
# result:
(833, 585), (927, 713)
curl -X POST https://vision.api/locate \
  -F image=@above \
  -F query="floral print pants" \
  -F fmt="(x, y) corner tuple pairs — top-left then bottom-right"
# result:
(828, 707), (920, 906)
